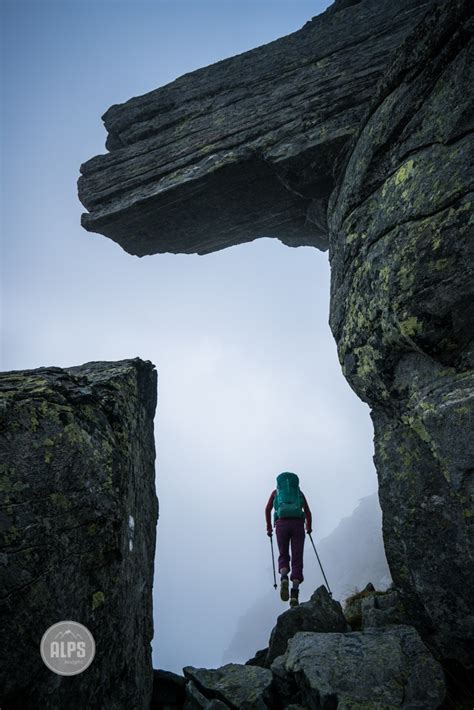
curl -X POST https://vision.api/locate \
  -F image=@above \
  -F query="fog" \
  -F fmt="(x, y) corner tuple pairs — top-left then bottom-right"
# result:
(2, 0), (380, 674)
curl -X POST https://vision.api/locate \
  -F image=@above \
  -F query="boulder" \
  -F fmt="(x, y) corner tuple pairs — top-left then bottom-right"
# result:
(270, 655), (303, 709)
(0, 359), (158, 710)
(184, 681), (230, 709)
(151, 669), (187, 709)
(361, 590), (409, 630)
(265, 585), (348, 666)
(183, 663), (273, 709)
(245, 648), (268, 668)
(78, 0), (430, 257)
(328, 0), (474, 667)
(278, 626), (446, 709)
(344, 584), (408, 630)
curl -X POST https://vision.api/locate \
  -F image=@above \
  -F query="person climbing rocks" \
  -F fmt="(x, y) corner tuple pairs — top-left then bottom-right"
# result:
(265, 471), (312, 607)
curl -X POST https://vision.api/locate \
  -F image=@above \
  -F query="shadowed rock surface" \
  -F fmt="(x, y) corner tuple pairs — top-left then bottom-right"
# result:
(183, 664), (273, 710)
(276, 626), (446, 709)
(328, 0), (474, 667)
(183, 680), (229, 709)
(151, 669), (186, 709)
(265, 585), (348, 666)
(343, 584), (409, 630)
(0, 359), (158, 710)
(78, 0), (430, 256)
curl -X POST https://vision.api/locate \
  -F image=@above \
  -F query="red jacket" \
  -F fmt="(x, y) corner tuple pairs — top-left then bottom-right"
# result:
(265, 489), (312, 534)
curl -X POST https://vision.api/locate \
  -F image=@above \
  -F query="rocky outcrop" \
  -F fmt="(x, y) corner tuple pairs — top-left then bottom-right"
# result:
(151, 669), (186, 709)
(78, 0), (430, 256)
(274, 626), (446, 709)
(223, 494), (390, 666)
(181, 589), (445, 709)
(0, 359), (158, 710)
(328, 0), (473, 667)
(344, 583), (409, 630)
(184, 681), (229, 709)
(183, 664), (273, 709)
(265, 585), (347, 666)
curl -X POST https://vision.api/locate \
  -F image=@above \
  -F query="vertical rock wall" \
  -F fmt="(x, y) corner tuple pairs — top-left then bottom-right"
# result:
(328, 0), (473, 668)
(0, 359), (158, 709)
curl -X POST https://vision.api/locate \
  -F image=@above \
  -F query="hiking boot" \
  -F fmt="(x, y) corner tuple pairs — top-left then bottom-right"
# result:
(280, 577), (289, 602)
(290, 588), (299, 607)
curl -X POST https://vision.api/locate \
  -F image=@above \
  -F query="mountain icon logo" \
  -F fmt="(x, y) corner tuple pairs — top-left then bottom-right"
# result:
(54, 629), (83, 640)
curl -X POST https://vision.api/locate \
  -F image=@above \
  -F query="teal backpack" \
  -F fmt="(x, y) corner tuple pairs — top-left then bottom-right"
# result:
(274, 472), (304, 521)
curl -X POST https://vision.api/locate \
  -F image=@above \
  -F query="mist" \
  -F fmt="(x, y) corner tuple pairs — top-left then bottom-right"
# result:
(2, 0), (381, 675)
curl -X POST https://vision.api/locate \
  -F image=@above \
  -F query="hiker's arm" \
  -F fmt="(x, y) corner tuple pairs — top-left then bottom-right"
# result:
(302, 494), (312, 534)
(265, 490), (276, 535)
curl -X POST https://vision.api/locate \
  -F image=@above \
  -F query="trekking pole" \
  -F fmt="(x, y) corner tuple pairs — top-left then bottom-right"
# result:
(308, 533), (332, 597)
(269, 535), (277, 589)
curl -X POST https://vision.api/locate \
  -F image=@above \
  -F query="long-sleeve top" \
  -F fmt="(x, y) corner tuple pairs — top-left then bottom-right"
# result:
(265, 489), (312, 533)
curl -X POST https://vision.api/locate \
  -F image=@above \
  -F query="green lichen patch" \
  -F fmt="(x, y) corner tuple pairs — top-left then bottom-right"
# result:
(92, 590), (105, 610)
(394, 158), (415, 186)
(399, 317), (422, 339)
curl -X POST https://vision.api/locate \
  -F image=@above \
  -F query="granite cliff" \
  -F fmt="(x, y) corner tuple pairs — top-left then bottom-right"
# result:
(0, 359), (158, 710)
(328, 0), (473, 669)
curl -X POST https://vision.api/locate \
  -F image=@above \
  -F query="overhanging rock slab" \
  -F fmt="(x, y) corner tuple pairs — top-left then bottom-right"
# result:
(78, 0), (431, 256)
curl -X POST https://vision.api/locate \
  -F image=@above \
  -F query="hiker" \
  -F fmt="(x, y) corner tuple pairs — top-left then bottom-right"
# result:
(265, 471), (312, 607)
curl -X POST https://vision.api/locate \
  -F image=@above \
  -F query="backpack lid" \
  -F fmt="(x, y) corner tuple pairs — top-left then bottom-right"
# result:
(276, 471), (299, 488)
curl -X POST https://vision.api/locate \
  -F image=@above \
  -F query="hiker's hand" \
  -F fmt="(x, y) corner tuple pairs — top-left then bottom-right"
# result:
(306, 528), (312, 535)
(267, 529), (273, 537)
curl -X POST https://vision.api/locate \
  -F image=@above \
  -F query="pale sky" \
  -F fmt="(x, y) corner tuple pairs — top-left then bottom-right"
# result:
(1, 0), (380, 673)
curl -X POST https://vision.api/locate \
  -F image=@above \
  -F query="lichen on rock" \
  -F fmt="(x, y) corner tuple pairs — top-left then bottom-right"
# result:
(77, 0), (430, 257)
(328, 0), (474, 668)
(278, 626), (446, 709)
(0, 358), (158, 710)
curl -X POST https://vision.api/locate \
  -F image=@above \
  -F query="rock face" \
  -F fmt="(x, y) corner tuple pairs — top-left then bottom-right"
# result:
(197, 610), (446, 708)
(78, 0), (430, 256)
(0, 359), (158, 710)
(328, 0), (474, 667)
(151, 669), (186, 709)
(265, 585), (347, 666)
(183, 664), (273, 709)
(344, 584), (409, 630)
(277, 626), (446, 709)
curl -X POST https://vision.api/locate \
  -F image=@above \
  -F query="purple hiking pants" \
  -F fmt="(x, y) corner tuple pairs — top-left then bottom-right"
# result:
(275, 518), (305, 582)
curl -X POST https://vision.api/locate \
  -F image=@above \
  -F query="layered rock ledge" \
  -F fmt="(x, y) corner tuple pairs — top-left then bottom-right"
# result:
(0, 359), (158, 710)
(78, 0), (431, 256)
